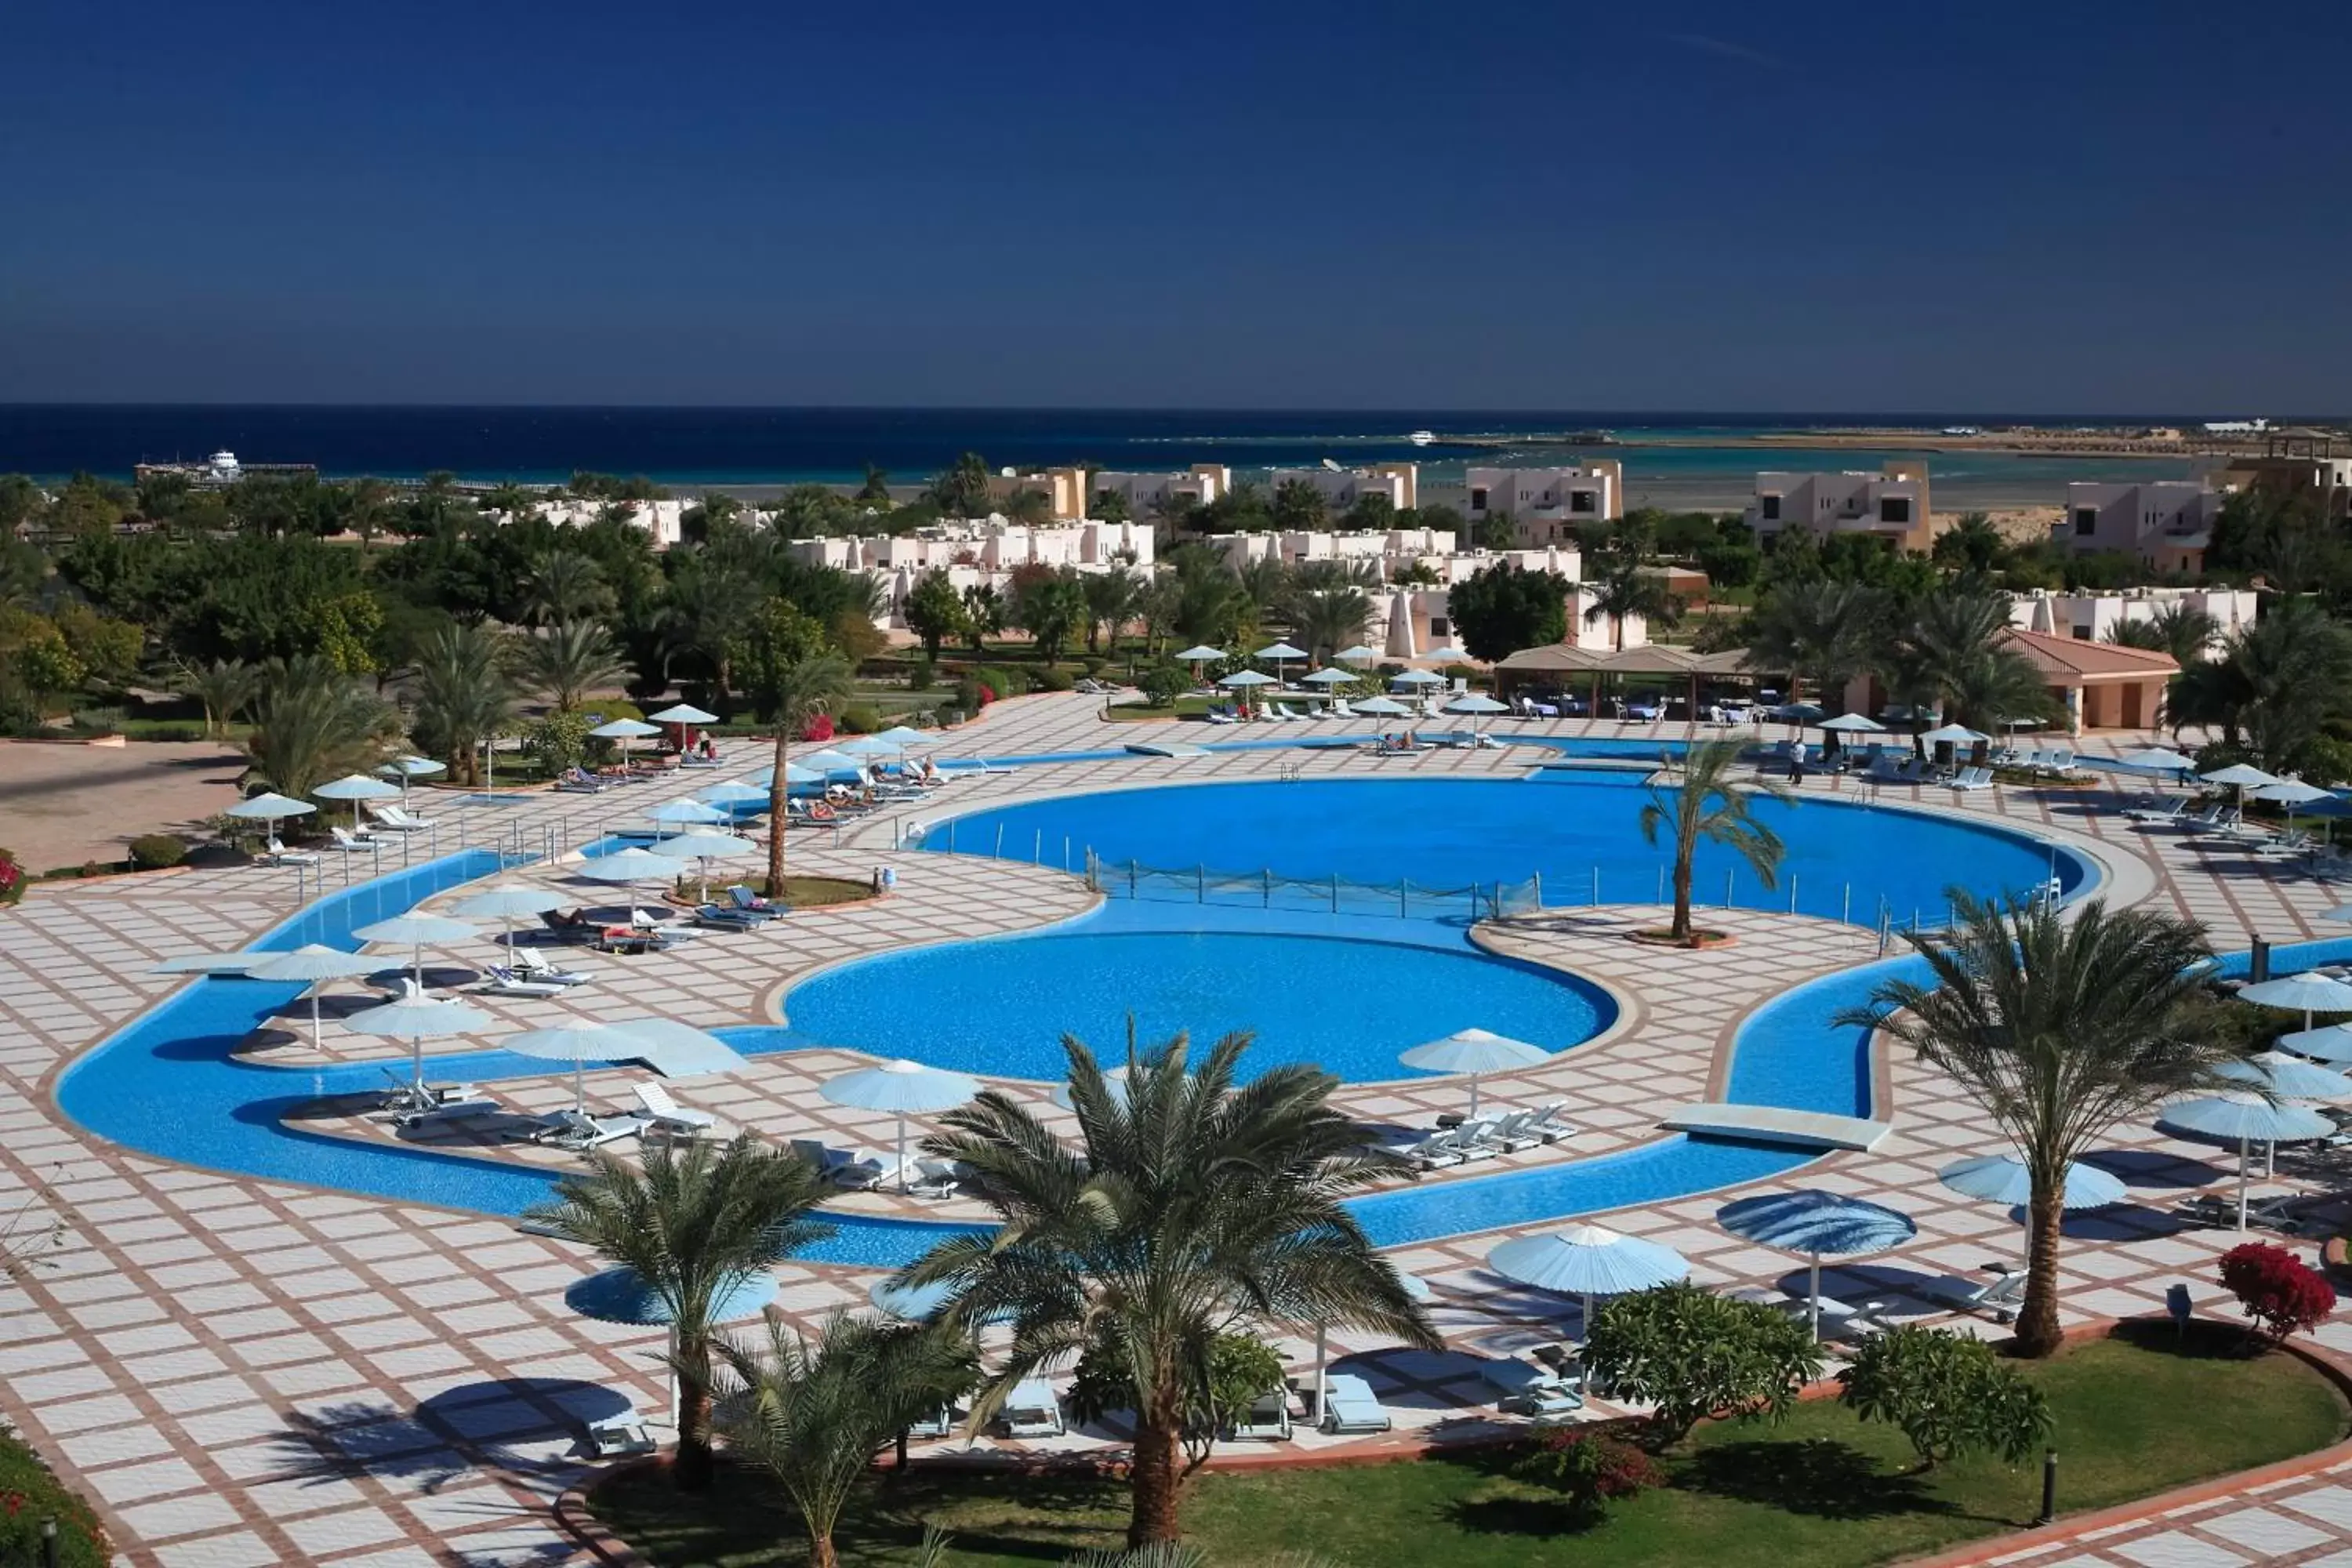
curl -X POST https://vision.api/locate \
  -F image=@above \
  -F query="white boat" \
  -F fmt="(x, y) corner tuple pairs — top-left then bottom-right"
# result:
(1406, 430), (1436, 447)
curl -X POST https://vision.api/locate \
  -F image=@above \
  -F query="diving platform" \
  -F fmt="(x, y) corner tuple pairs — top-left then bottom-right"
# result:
(1125, 741), (1210, 757)
(1661, 1103), (1893, 1152)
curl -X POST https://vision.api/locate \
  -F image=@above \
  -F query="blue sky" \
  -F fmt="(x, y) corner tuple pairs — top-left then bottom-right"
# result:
(3, 0), (2347, 411)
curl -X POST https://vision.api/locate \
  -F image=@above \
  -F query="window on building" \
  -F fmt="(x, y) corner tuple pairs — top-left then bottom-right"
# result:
(2074, 508), (2097, 535)
(1469, 486), (1489, 511)
(1879, 498), (1912, 524)
(2071, 626), (2091, 641)
(1430, 616), (1450, 636)
(1760, 494), (1782, 521)
(1570, 490), (1596, 513)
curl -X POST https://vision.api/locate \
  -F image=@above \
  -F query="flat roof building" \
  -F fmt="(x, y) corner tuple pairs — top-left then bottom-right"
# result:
(1267, 463), (1419, 514)
(1744, 461), (1933, 554)
(1465, 463), (1624, 546)
(2056, 481), (2234, 573)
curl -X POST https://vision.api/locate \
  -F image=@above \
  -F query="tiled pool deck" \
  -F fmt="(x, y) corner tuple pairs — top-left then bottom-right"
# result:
(5, 695), (2352, 1566)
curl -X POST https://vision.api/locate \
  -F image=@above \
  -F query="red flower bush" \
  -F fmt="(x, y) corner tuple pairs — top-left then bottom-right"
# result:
(1513, 1427), (1665, 1519)
(0, 848), (22, 906)
(800, 713), (836, 742)
(2220, 1241), (2337, 1340)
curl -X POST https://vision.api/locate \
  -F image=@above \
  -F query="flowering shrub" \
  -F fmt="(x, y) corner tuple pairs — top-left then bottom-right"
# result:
(1512, 1427), (1664, 1519)
(2220, 1242), (2337, 1341)
(0, 848), (21, 906)
(800, 712), (836, 742)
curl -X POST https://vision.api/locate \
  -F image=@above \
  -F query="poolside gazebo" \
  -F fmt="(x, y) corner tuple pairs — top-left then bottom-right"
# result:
(1494, 643), (1755, 721)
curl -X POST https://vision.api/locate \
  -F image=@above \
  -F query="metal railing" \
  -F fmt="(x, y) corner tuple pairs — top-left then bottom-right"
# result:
(1083, 852), (1543, 922)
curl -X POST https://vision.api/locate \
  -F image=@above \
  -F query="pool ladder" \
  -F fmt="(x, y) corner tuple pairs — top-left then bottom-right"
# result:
(1278, 760), (1305, 782)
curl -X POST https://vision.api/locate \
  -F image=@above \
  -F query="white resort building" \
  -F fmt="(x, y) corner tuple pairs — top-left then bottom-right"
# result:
(2005, 586), (2255, 652)
(1744, 461), (1935, 554)
(1461, 462), (1625, 545)
(2055, 481), (2235, 573)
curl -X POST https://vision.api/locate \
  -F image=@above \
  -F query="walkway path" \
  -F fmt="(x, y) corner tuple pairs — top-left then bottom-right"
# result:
(2, 697), (2350, 1564)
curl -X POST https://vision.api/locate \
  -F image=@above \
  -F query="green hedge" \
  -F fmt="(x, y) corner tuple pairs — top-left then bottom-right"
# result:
(127, 834), (187, 870)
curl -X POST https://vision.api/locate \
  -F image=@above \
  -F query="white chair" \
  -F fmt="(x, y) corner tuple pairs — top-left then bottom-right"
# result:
(476, 967), (567, 998)
(327, 826), (376, 853)
(1000, 1377), (1065, 1438)
(263, 837), (320, 866)
(633, 1081), (717, 1138)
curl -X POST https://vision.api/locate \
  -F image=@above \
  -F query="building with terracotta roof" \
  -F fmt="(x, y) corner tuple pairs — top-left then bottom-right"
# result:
(1998, 625), (2177, 733)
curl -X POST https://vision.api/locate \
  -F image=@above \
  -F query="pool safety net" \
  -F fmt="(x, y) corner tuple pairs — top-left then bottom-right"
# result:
(1086, 852), (1544, 921)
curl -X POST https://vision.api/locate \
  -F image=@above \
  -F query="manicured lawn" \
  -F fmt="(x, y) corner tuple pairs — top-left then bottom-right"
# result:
(592, 1330), (2347, 1567)
(761, 874), (874, 909)
(1104, 697), (1214, 722)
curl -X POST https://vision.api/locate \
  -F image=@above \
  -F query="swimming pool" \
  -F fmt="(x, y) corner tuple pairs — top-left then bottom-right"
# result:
(915, 775), (2088, 928)
(779, 924), (1614, 1083)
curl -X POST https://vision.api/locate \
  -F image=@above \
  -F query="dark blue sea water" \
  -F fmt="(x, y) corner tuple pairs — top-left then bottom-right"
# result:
(0, 404), (2234, 501)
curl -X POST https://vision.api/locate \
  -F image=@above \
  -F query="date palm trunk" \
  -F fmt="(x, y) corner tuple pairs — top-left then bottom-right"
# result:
(2014, 1185), (2067, 1357)
(806, 1530), (838, 1568)
(1127, 1406), (1184, 1546)
(765, 727), (790, 895)
(673, 1354), (716, 1490)
(1671, 840), (1695, 942)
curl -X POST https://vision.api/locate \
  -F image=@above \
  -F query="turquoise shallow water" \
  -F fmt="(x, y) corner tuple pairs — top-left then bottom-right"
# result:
(781, 926), (1613, 1083)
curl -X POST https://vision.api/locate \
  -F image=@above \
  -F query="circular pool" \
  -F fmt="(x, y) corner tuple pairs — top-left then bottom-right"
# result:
(916, 774), (2086, 924)
(780, 927), (1613, 1083)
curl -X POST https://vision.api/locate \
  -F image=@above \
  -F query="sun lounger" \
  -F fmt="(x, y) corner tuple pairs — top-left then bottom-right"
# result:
(263, 837), (321, 866)
(390, 1091), (500, 1128)
(554, 768), (607, 794)
(583, 1412), (658, 1458)
(1226, 1388), (1294, 1442)
(326, 826), (377, 853)
(905, 1403), (956, 1440)
(906, 1157), (962, 1199)
(724, 885), (782, 919)
(1482, 1358), (1584, 1419)
(528, 1110), (647, 1152)
(1523, 1102), (1573, 1143)
(633, 1081), (717, 1138)
(370, 802), (441, 832)
(1202, 710), (1240, 725)
(692, 903), (764, 931)
(2177, 1191), (2312, 1232)
(1478, 1109), (1544, 1152)
(2124, 797), (2189, 825)
(505, 948), (595, 984)
(1318, 1374), (1392, 1434)
(477, 967), (568, 998)
(1000, 1377), (1065, 1439)
(789, 1138), (859, 1178)
(829, 1150), (904, 1191)
(539, 909), (597, 943)
(1947, 766), (1994, 791)
(1923, 1267), (2026, 1316)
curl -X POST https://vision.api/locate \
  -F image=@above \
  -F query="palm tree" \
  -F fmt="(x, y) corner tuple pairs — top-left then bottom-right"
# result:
(2166, 601), (2352, 770)
(662, 552), (764, 704)
(1581, 565), (1681, 652)
(404, 622), (521, 786)
(1637, 739), (1791, 942)
(905, 1032), (1437, 1547)
(960, 583), (1003, 652)
(1894, 588), (2055, 735)
(1290, 589), (1373, 665)
(524, 1137), (834, 1490)
(344, 477), (394, 557)
(1749, 579), (1880, 710)
(243, 657), (397, 798)
(762, 649), (854, 892)
(521, 549), (612, 626)
(180, 657), (260, 739)
(1837, 894), (2229, 1356)
(2107, 603), (2223, 670)
(714, 1314), (977, 1568)
(1080, 571), (1139, 655)
(515, 619), (625, 711)
(855, 463), (891, 505)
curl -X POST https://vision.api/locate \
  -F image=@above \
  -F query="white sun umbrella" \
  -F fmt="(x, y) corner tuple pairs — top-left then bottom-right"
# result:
(314, 772), (403, 833)
(1353, 695), (1410, 717)
(2238, 971), (2352, 1034)
(225, 791), (318, 846)
(2217, 1051), (2352, 1101)
(1174, 644), (1225, 679)
(1820, 713), (1884, 733)
(1217, 670), (1276, 688)
(874, 724), (933, 747)
(1335, 644), (1378, 665)
(747, 762), (826, 788)
(696, 779), (772, 806)
(2159, 1092), (2337, 1229)
(646, 796), (728, 842)
(502, 1021), (659, 1118)
(647, 702), (719, 727)
(2279, 1022), (2352, 1064)
(377, 754), (448, 806)
(350, 912), (482, 987)
(819, 1059), (982, 1192)
(798, 748), (866, 776)
(1443, 693), (1510, 736)
(1940, 1152), (2126, 1271)
(833, 735), (902, 757)
(2202, 761), (2280, 818)
(1487, 1225), (1691, 1347)
(1390, 668), (1446, 688)
(1918, 724), (1989, 761)
(1301, 667), (1356, 687)
(1716, 1190), (1918, 1341)
(342, 979), (492, 1094)
(2252, 779), (2336, 836)
(1254, 641), (1308, 685)
(2117, 746), (2195, 775)
(573, 848), (679, 916)
(242, 945), (382, 1050)
(1399, 1028), (1551, 1117)
(450, 884), (572, 958)
(652, 829), (758, 902)
(590, 717), (661, 771)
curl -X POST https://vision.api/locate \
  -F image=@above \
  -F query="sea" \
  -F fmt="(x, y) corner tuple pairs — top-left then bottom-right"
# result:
(0, 405), (2233, 510)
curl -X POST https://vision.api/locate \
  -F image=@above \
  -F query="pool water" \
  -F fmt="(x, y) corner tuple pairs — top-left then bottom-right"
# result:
(919, 775), (2085, 927)
(780, 927), (1613, 1083)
